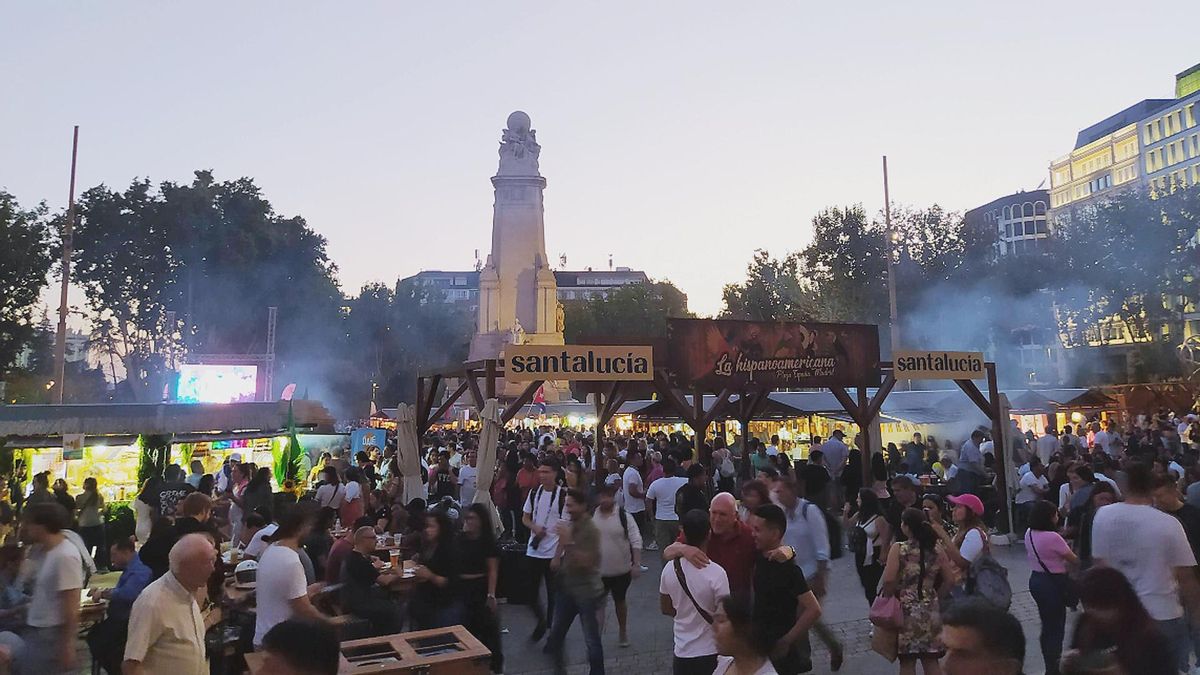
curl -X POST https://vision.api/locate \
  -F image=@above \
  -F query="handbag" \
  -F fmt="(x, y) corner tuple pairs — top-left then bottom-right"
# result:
(868, 594), (903, 631)
(1028, 532), (1078, 608)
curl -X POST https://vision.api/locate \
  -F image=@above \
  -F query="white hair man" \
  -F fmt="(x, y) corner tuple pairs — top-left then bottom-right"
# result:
(123, 533), (217, 675)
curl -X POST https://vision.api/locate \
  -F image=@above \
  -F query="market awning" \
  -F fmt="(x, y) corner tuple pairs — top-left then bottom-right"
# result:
(0, 400), (336, 439)
(632, 394), (806, 422)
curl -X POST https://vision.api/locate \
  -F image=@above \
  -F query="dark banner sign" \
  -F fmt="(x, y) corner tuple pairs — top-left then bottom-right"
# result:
(668, 318), (881, 389)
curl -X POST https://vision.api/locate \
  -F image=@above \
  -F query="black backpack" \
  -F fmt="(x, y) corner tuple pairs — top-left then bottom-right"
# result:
(848, 515), (876, 557)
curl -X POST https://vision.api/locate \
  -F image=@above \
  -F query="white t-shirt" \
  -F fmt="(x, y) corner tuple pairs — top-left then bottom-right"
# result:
(523, 485), (565, 559)
(622, 467), (646, 514)
(458, 464), (478, 505)
(27, 539), (84, 627)
(659, 558), (729, 657)
(713, 656), (778, 675)
(254, 544), (309, 646)
(1016, 472), (1048, 504)
(1092, 502), (1197, 620)
(1058, 483), (1072, 510)
(595, 507), (642, 577)
(646, 476), (688, 521)
(244, 523), (279, 559)
(315, 482), (345, 510)
(765, 445), (779, 457)
(343, 481), (362, 504)
(1035, 435), (1058, 465)
(959, 529), (986, 564)
(1092, 430), (1117, 457)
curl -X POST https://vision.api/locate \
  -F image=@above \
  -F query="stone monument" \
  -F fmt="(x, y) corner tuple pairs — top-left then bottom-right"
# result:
(469, 111), (566, 401)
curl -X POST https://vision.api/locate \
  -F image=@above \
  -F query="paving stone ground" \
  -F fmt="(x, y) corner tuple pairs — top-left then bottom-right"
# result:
(500, 538), (1055, 675)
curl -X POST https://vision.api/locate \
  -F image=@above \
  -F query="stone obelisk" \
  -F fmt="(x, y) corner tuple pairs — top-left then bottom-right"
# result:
(469, 111), (565, 401)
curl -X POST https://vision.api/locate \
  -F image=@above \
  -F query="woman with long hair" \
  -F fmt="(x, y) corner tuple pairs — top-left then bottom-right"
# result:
(1062, 566), (1175, 675)
(712, 593), (778, 675)
(1076, 481), (1117, 569)
(921, 494), (956, 541)
(339, 466), (367, 527)
(244, 466), (274, 521)
(738, 480), (771, 523)
(1025, 499), (1077, 675)
(411, 510), (461, 629)
(880, 508), (956, 675)
(847, 487), (892, 604)
(134, 476), (160, 544)
(459, 503), (502, 673)
(75, 477), (107, 569)
(945, 494), (988, 571)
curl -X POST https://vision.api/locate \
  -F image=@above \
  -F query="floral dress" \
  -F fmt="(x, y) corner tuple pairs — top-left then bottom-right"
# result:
(896, 541), (944, 657)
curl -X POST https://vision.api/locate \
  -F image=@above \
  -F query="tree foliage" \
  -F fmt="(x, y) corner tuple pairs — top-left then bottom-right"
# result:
(720, 250), (815, 321)
(802, 205), (890, 325)
(0, 191), (54, 373)
(562, 281), (691, 342)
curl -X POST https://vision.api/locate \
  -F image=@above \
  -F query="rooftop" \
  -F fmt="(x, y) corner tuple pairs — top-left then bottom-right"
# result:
(1073, 98), (1174, 149)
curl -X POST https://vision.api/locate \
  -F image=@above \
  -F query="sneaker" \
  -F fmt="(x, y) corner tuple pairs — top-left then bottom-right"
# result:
(639, 565), (649, 572)
(645, 542), (658, 551)
(619, 637), (631, 648)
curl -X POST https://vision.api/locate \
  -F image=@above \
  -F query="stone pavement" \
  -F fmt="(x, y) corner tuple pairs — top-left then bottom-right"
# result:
(500, 537), (1054, 675)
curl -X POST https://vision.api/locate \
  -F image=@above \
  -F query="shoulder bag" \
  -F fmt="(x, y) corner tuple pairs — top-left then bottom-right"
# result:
(672, 558), (714, 624)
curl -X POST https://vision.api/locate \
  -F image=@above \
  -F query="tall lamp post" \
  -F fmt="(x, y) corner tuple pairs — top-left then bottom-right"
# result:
(883, 156), (900, 355)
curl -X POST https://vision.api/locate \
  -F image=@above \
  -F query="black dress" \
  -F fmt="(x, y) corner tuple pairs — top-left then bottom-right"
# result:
(410, 541), (460, 629)
(458, 534), (503, 672)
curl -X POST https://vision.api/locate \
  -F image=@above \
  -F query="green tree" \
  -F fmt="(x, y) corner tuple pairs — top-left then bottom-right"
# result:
(0, 191), (54, 374)
(802, 205), (889, 325)
(720, 250), (815, 321)
(562, 280), (691, 342)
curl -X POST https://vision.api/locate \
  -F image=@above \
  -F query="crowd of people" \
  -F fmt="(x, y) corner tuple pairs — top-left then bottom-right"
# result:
(0, 409), (1197, 673)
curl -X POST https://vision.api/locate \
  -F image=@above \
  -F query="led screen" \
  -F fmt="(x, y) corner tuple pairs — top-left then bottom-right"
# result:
(176, 364), (258, 403)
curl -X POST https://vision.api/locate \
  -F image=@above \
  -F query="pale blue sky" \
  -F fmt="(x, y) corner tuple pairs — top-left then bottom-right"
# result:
(3, 2), (1197, 316)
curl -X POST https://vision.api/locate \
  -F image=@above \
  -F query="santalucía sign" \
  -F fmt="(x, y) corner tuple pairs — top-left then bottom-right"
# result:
(504, 345), (654, 381)
(893, 350), (985, 380)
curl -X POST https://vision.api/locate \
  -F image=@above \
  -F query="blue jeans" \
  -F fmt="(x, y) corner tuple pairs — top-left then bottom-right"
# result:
(1029, 571), (1066, 675)
(1156, 617), (1191, 673)
(544, 590), (604, 675)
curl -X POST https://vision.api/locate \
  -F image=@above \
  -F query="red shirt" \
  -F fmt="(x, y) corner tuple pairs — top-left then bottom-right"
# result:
(516, 468), (539, 503)
(325, 536), (354, 584)
(677, 520), (758, 594)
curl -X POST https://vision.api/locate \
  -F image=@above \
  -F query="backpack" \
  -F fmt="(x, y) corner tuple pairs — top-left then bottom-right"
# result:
(801, 501), (844, 560)
(949, 529), (1012, 610)
(847, 515), (876, 557)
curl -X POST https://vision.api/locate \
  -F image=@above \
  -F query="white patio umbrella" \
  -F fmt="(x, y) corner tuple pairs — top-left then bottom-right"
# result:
(472, 398), (504, 534)
(395, 403), (426, 505)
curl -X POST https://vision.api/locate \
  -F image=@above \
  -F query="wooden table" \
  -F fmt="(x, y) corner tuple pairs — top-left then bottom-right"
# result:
(79, 600), (108, 626)
(222, 579), (256, 607)
(246, 625), (490, 674)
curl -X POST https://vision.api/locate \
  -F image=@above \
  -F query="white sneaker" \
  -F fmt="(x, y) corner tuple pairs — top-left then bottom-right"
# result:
(639, 565), (649, 572)
(645, 542), (658, 551)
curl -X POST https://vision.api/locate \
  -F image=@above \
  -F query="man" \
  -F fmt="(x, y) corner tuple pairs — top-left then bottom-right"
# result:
(259, 619), (341, 675)
(155, 464), (196, 519)
(325, 517), (371, 584)
(674, 464), (710, 517)
(341, 526), (404, 635)
(1014, 457), (1048, 537)
(646, 457), (689, 552)
(819, 430), (850, 490)
(798, 450), (832, 510)
(594, 483), (642, 647)
(1092, 461), (1200, 672)
(87, 537), (153, 673)
(766, 435), (781, 457)
(940, 599), (1025, 675)
(17, 503), (82, 673)
(959, 430), (985, 469)
(123, 533), (216, 674)
(458, 450), (479, 505)
(1092, 421), (1120, 459)
(1035, 426), (1058, 466)
(750, 504), (822, 674)
(663, 493), (794, 594)
(522, 457), (566, 641)
(904, 433), (926, 476)
(242, 511), (279, 559)
(772, 476), (842, 670)
(885, 475), (919, 542)
(622, 451), (653, 551)
(544, 489), (604, 675)
(660, 509), (729, 675)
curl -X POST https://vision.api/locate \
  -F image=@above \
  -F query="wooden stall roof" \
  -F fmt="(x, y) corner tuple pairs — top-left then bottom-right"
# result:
(0, 400), (336, 438)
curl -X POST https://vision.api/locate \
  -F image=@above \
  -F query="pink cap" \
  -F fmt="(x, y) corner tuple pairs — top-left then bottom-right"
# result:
(946, 493), (984, 516)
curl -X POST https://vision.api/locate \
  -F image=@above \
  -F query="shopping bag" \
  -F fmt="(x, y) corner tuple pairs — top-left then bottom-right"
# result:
(870, 625), (899, 662)
(868, 594), (903, 631)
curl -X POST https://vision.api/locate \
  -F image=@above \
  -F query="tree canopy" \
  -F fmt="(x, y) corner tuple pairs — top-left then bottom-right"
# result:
(0, 191), (54, 374)
(562, 281), (691, 342)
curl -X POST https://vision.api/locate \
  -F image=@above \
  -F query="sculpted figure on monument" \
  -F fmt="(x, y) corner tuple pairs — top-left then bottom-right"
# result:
(509, 318), (527, 346)
(556, 302), (565, 333)
(498, 111), (540, 175)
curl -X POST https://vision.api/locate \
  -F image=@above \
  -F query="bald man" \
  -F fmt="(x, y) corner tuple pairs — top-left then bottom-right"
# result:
(124, 533), (217, 675)
(662, 493), (793, 593)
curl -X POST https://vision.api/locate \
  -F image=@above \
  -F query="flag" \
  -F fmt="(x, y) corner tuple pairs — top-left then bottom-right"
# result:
(533, 385), (546, 415)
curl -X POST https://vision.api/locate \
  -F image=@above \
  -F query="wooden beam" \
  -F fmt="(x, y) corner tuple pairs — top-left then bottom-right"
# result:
(829, 387), (860, 420)
(484, 360), (497, 400)
(652, 371), (695, 425)
(986, 362), (1011, 532)
(954, 379), (993, 419)
(464, 370), (485, 410)
(600, 381), (628, 423)
(420, 380), (468, 434)
(702, 387), (735, 427)
(501, 380), (544, 425)
(862, 373), (898, 423)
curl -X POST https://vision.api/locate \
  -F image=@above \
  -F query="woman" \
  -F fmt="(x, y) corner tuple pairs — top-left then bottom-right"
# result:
(225, 462), (250, 546)
(75, 477), (107, 570)
(846, 487), (891, 604)
(880, 508), (956, 675)
(563, 459), (584, 491)
(303, 507), (337, 581)
(1025, 499), (1077, 675)
(186, 459), (205, 489)
(712, 593), (778, 675)
(340, 467), (367, 527)
(133, 477), (160, 544)
(243, 467), (274, 521)
(921, 495), (956, 540)
(842, 448), (864, 505)
(738, 480), (771, 523)
(944, 493), (987, 570)
(411, 510), (461, 629)
(197, 474), (215, 498)
(1075, 482), (1117, 569)
(1061, 566), (1174, 675)
(459, 503), (502, 673)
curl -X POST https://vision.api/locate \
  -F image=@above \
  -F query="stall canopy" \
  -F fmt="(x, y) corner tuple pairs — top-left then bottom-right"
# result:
(0, 401), (336, 446)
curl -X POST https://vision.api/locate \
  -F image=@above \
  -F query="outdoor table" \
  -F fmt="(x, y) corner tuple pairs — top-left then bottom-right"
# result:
(246, 625), (490, 674)
(222, 578), (256, 608)
(79, 599), (107, 627)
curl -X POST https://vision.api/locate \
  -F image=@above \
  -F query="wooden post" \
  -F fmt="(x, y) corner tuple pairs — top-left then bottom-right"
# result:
(593, 390), (607, 487)
(485, 360), (497, 400)
(987, 363), (1012, 533)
